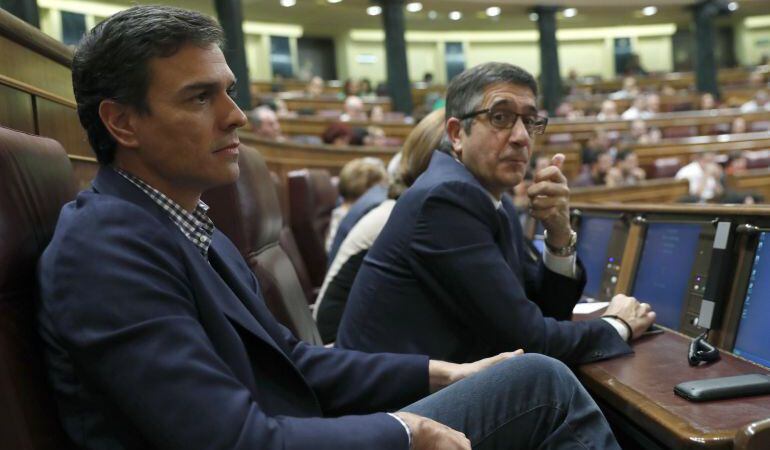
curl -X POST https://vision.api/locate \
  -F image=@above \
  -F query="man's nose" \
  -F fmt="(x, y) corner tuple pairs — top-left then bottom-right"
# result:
(508, 116), (531, 146)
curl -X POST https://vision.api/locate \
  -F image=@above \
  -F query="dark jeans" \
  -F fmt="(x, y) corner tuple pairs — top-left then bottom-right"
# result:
(402, 354), (620, 450)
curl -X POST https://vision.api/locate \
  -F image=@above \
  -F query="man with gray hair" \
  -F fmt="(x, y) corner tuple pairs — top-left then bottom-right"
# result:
(247, 105), (285, 141)
(339, 61), (656, 366)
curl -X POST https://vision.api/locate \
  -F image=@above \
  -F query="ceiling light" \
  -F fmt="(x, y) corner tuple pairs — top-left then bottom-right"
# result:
(406, 2), (423, 13)
(642, 6), (657, 16)
(563, 8), (577, 18)
(366, 5), (381, 15)
(279, 0), (295, 6)
(529, 12), (539, 22)
(486, 6), (501, 17)
(727, 2), (739, 11)
(327, 0), (342, 3)
(427, 10), (438, 20)
(449, 11), (462, 21)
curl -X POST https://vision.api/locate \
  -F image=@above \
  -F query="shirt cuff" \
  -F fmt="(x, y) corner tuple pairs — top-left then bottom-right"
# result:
(542, 248), (578, 279)
(387, 413), (412, 450)
(602, 317), (630, 341)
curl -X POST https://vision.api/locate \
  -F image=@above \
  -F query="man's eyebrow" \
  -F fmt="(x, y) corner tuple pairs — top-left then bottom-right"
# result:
(178, 78), (237, 95)
(491, 99), (537, 114)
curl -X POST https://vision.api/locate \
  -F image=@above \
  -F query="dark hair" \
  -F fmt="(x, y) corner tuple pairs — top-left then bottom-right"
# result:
(445, 62), (538, 135)
(72, 5), (224, 164)
(321, 122), (353, 145)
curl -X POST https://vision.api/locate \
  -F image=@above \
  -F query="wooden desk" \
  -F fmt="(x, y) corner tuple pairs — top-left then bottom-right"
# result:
(542, 109), (770, 147)
(570, 178), (690, 204)
(577, 329), (770, 449)
(258, 93), (392, 113)
(239, 131), (397, 180)
(726, 169), (770, 201)
(279, 115), (415, 140)
(633, 132), (770, 169)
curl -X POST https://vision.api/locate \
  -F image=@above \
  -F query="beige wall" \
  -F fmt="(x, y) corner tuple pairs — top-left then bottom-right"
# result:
(31, 0), (770, 85)
(737, 15), (770, 66)
(340, 25), (677, 83)
(466, 41), (540, 76)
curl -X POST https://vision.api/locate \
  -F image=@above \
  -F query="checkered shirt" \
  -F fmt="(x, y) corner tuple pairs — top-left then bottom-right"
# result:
(116, 169), (214, 258)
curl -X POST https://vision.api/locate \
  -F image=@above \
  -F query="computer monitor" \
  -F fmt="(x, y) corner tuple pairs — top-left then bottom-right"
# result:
(733, 232), (770, 368)
(631, 222), (703, 330)
(576, 215), (617, 299)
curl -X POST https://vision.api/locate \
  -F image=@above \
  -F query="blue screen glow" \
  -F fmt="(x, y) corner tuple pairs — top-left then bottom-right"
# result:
(631, 223), (702, 329)
(734, 232), (770, 368)
(577, 216), (617, 299)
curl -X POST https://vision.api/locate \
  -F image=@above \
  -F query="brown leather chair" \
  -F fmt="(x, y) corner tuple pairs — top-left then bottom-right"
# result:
(287, 169), (338, 287)
(271, 172), (316, 304)
(0, 126), (77, 449)
(203, 145), (322, 344)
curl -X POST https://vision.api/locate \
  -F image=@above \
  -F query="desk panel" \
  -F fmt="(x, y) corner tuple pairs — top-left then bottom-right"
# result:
(577, 326), (770, 449)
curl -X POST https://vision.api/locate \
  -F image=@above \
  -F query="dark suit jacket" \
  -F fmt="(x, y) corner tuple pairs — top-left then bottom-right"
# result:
(328, 183), (387, 265)
(37, 167), (428, 450)
(337, 151), (631, 365)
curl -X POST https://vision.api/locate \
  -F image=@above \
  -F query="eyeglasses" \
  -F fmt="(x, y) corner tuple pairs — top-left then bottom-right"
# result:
(459, 108), (549, 135)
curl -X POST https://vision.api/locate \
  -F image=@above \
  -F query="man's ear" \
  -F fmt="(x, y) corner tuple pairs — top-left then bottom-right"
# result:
(445, 117), (464, 158)
(98, 100), (140, 149)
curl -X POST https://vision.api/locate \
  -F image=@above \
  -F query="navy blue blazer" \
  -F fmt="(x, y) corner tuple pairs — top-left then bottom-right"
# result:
(328, 183), (387, 265)
(337, 151), (631, 365)
(37, 167), (428, 450)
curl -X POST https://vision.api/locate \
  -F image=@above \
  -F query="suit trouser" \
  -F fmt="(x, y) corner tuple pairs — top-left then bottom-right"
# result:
(402, 354), (621, 450)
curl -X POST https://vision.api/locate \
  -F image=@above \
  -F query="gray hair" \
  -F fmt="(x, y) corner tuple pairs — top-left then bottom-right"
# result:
(246, 105), (274, 128)
(445, 62), (538, 135)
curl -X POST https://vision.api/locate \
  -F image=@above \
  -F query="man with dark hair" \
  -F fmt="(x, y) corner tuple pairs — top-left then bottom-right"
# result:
(38, 6), (620, 450)
(338, 62), (656, 366)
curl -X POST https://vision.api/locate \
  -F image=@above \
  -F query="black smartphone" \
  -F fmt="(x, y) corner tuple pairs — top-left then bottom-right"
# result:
(674, 374), (770, 402)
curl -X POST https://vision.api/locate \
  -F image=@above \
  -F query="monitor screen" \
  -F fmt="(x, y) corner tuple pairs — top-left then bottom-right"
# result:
(577, 216), (617, 299)
(632, 223), (702, 329)
(733, 232), (770, 368)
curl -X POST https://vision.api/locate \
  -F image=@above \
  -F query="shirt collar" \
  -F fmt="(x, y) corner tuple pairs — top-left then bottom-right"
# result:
(115, 168), (215, 257)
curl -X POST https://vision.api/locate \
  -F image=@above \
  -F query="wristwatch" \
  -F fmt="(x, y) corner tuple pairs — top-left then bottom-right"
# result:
(543, 229), (578, 256)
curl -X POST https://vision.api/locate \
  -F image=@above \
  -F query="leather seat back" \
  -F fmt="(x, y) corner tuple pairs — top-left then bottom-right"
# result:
(287, 169), (338, 287)
(203, 145), (321, 344)
(271, 173), (316, 304)
(0, 126), (77, 449)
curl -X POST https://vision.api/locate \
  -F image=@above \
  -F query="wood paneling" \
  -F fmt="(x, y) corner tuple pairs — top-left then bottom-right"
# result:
(571, 178), (690, 204)
(70, 157), (99, 191)
(0, 35), (74, 104)
(0, 83), (34, 134)
(241, 131), (397, 180)
(36, 98), (90, 158)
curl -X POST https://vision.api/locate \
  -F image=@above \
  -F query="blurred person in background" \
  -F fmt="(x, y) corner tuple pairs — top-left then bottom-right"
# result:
(306, 76), (324, 97)
(606, 150), (646, 187)
(596, 100), (619, 121)
(326, 157), (388, 252)
(322, 122), (354, 146)
(246, 106), (285, 142)
(675, 152), (724, 202)
(341, 95), (368, 122)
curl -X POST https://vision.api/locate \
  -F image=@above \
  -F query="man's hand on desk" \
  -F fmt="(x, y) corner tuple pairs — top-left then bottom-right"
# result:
(603, 294), (656, 341)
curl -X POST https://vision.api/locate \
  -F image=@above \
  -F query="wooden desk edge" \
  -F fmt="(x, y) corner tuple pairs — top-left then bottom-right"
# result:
(577, 362), (735, 449)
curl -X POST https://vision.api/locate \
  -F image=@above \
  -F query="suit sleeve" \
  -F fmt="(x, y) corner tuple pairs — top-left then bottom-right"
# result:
(506, 200), (586, 320)
(288, 334), (430, 415)
(408, 183), (630, 365)
(41, 202), (410, 450)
